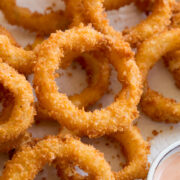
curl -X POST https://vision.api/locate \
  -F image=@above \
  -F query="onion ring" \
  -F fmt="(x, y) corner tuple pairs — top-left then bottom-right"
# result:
(0, 0), (70, 35)
(136, 29), (180, 123)
(80, 0), (174, 47)
(57, 126), (150, 180)
(0, 135), (115, 180)
(33, 26), (141, 137)
(25, 36), (111, 121)
(0, 61), (35, 144)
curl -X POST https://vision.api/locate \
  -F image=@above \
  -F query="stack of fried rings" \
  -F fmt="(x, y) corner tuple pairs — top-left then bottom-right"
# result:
(4, 0), (180, 179)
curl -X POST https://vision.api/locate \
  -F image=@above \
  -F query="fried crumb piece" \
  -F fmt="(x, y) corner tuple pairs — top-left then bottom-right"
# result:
(67, 72), (72, 77)
(146, 136), (153, 142)
(152, 130), (159, 136)
(116, 154), (120, 158)
(97, 103), (102, 109)
(159, 130), (163, 133)
(105, 142), (109, 146)
(112, 155), (115, 159)
(170, 126), (174, 130)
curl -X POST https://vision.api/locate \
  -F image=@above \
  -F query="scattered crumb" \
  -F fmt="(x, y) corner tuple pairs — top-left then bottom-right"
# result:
(112, 155), (115, 159)
(159, 130), (163, 133)
(146, 136), (153, 142)
(54, 73), (59, 78)
(105, 142), (109, 146)
(134, 121), (138, 126)
(67, 72), (72, 77)
(116, 154), (120, 158)
(170, 126), (174, 130)
(97, 103), (102, 109)
(152, 130), (159, 136)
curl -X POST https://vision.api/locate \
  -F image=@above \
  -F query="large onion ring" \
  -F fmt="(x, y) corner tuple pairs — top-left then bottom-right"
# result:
(0, 136), (115, 180)
(0, 61), (35, 143)
(57, 126), (150, 180)
(136, 29), (180, 123)
(34, 26), (142, 137)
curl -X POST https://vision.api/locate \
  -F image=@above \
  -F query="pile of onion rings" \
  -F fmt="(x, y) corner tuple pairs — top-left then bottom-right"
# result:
(4, 0), (180, 178)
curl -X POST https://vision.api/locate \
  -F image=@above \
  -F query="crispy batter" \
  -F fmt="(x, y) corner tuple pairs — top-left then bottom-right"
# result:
(136, 29), (180, 123)
(123, 0), (174, 46)
(34, 26), (141, 137)
(0, 136), (115, 180)
(57, 126), (150, 180)
(0, 62), (35, 143)
(0, 35), (36, 74)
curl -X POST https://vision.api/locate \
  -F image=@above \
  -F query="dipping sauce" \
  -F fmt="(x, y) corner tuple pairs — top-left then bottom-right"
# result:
(154, 152), (180, 180)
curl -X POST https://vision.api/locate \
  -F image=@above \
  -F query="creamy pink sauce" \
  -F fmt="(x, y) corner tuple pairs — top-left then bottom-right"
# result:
(154, 152), (180, 180)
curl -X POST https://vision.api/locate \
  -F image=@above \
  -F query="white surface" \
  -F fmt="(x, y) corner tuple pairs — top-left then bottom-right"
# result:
(0, 1), (180, 179)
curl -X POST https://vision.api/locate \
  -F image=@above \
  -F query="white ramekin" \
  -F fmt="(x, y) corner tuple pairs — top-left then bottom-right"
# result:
(147, 141), (180, 180)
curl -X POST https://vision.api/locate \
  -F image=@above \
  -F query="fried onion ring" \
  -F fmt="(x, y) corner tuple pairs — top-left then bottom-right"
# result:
(0, 61), (35, 143)
(34, 26), (142, 137)
(57, 126), (150, 180)
(136, 29), (180, 123)
(81, 0), (174, 47)
(0, 0), (70, 35)
(0, 136), (115, 180)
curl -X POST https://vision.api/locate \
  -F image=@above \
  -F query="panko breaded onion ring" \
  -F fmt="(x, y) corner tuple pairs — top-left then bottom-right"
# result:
(0, 61), (34, 143)
(82, 0), (174, 47)
(0, 35), (36, 74)
(57, 126), (150, 180)
(34, 26), (142, 137)
(136, 29), (180, 123)
(0, 0), (70, 35)
(0, 132), (32, 153)
(164, 51), (180, 89)
(0, 136), (115, 180)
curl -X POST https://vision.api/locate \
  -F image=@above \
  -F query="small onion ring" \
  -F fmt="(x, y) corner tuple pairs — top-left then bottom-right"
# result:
(0, 0), (70, 35)
(0, 136), (115, 180)
(33, 26), (141, 137)
(136, 29), (180, 123)
(57, 126), (150, 180)
(0, 61), (35, 143)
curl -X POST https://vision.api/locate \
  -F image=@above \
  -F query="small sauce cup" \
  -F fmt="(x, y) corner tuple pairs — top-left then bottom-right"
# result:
(147, 141), (180, 180)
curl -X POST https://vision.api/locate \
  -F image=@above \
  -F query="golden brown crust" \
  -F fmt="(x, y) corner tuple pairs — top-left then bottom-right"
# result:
(1, 136), (115, 180)
(136, 29), (180, 123)
(34, 26), (142, 137)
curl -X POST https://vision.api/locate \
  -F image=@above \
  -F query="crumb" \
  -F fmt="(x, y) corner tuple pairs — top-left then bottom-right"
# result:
(55, 73), (60, 78)
(170, 126), (174, 130)
(105, 142), (109, 146)
(146, 136), (153, 142)
(112, 155), (115, 159)
(134, 121), (138, 126)
(95, 141), (100, 144)
(72, 64), (77, 69)
(152, 130), (159, 136)
(97, 103), (102, 109)
(116, 154), (120, 158)
(41, 178), (46, 180)
(159, 130), (163, 133)
(67, 72), (72, 77)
